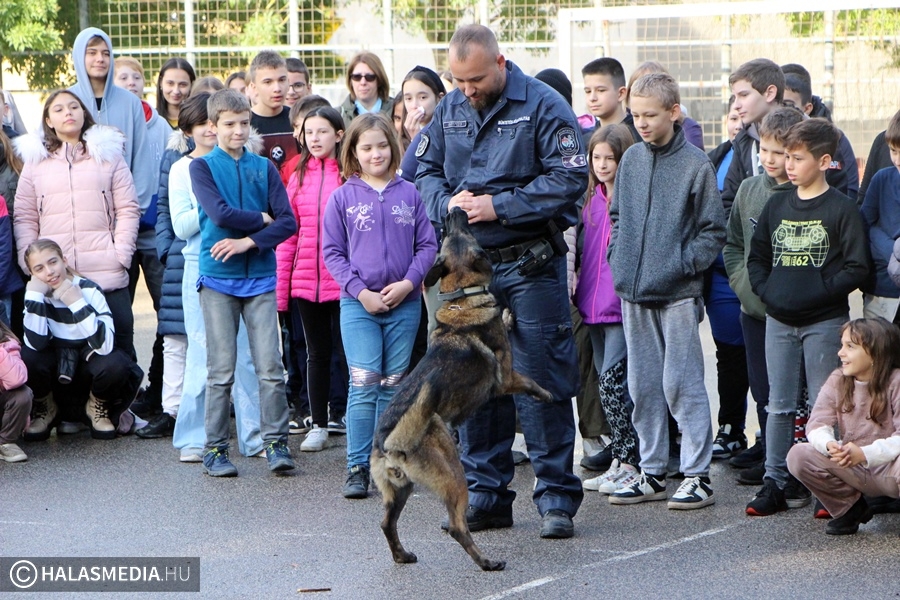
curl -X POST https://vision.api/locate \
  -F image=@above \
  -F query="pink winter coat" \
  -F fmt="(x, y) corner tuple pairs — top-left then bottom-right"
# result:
(13, 126), (140, 292)
(276, 157), (343, 311)
(0, 338), (27, 391)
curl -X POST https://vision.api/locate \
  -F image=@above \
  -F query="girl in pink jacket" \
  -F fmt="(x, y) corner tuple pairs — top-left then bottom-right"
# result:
(276, 106), (348, 452)
(13, 90), (140, 355)
(788, 317), (900, 535)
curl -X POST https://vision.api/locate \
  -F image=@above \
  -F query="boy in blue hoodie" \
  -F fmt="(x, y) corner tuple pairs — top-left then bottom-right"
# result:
(189, 90), (297, 477)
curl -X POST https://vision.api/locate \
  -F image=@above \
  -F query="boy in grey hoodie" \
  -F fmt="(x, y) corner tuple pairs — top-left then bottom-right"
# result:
(607, 73), (726, 510)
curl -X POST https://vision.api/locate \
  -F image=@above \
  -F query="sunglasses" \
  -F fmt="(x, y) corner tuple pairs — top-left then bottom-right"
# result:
(351, 73), (377, 82)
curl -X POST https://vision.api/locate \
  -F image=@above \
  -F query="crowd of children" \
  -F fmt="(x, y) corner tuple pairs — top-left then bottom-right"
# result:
(2, 25), (900, 540)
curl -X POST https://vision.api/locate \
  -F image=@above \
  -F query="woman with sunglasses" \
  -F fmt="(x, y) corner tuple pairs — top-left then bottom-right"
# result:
(339, 52), (394, 129)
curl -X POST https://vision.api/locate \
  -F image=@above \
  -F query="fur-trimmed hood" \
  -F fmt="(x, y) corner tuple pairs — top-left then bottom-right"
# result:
(165, 126), (264, 156)
(14, 124), (126, 166)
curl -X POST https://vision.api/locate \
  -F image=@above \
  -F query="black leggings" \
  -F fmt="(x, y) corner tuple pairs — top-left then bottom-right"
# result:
(293, 299), (348, 428)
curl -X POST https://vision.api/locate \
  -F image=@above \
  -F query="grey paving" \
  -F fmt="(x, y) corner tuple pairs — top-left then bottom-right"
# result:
(3, 284), (897, 599)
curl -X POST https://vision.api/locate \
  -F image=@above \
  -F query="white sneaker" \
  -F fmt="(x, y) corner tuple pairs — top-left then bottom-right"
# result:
(597, 463), (640, 495)
(583, 459), (621, 491)
(668, 476), (715, 510)
(0, 443), (27, 463)
(179, 448), (204, 463)
(301, 425), (328, 452)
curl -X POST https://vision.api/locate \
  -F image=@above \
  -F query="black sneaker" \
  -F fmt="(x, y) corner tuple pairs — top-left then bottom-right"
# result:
(712, 425), (748, 459)
(746, 478), (787, 516)
(784, 475), (812, 509)
(130, 386), (162, 419)
(440, 504), (514, 532)
(342, 465), (370, 499)
(826, 496), (872, 535)
(265, 440), (296, 472)
(580, 445), (613, 471)
(203, 447), (238, 477)
(866, 495), (900, 515)
(540, 510), (574, 539)
(135, 413), (176, 439)
(729, 440), (765, 469)
(736, 464), (765, 486)
(327, 415), (347, 434)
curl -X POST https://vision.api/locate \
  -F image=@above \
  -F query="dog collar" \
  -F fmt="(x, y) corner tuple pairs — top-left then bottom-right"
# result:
(437, 285), (490, 302)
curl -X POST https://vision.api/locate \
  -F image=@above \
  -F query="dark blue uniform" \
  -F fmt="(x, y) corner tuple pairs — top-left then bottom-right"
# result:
(416, 60), (586, 518)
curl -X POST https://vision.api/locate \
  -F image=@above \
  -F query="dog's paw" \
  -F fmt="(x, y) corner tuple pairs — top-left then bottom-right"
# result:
(532, 386), (554, 403)
(502, 308), (514, 330)
(393, 550), (418, 564)
(479, 558), (506, 571)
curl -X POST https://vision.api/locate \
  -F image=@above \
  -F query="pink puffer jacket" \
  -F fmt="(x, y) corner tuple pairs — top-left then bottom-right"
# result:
(13, 126), (140, 292)
(276, 157), (342, 311)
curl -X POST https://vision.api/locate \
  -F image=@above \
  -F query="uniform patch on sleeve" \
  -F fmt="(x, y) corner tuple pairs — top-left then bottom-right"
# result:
(556, 127), (579, 156)
(562, 155), (587, 169)
(415, 134), (429, 157)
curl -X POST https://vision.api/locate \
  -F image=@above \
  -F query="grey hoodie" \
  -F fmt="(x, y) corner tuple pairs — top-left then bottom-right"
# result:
(608, 126), (726, 304)
(69, 28), (154, 217)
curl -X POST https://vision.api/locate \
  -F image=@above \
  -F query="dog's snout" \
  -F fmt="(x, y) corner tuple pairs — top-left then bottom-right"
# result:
(445, 207), (470, 234)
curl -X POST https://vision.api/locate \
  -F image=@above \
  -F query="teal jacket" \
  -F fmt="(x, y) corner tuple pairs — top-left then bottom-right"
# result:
(190, 146), (296, 279)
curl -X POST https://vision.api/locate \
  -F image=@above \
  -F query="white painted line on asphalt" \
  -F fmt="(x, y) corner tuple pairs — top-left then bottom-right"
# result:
(479, 576), (557, 600)
(478, 523), (742, 600)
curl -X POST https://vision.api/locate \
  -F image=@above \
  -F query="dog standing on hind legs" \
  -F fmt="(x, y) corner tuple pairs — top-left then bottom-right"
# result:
(370, 207), (553, 571)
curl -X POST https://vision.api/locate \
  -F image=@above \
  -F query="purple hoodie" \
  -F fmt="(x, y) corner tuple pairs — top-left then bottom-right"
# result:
(574, 186), (622, 324)
(323, 175), (437, 302)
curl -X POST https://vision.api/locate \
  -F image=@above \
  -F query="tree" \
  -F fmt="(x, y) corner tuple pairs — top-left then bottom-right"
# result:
(787, 9), (900, 68)
(391, 0), (593, 70)
(0, 0), (65, 89)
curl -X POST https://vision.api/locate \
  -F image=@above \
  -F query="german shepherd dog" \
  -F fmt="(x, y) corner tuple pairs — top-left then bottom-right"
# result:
(370, 207), (553, 571)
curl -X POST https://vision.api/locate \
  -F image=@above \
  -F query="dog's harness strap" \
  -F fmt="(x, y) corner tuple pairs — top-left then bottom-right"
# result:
(436, 285), (490, 302)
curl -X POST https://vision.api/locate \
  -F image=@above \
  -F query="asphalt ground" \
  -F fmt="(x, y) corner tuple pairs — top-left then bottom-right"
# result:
(3, 285), (900, 599)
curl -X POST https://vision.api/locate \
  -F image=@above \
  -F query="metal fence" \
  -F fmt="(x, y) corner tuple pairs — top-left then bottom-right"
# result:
(5, 0), (900, 161)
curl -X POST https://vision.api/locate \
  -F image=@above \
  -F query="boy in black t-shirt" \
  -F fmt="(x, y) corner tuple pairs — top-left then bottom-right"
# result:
(746, 118), (870, 517)
(248, 50), (299, 175)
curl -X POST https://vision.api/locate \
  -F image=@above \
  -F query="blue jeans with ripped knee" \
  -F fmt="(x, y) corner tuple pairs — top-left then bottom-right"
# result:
(340, 297), (420, 470)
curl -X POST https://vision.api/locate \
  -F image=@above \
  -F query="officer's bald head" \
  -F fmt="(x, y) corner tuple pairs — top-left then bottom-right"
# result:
(449, 25), (499, 62)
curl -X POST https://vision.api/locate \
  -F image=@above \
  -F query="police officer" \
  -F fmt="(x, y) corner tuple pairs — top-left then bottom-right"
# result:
(416, 24), (586, 538)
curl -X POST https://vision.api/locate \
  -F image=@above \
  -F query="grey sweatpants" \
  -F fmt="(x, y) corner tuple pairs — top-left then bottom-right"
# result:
(622, 298), (713, 477)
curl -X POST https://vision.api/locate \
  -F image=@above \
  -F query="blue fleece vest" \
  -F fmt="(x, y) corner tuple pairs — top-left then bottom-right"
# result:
(198, 146), (277, 279)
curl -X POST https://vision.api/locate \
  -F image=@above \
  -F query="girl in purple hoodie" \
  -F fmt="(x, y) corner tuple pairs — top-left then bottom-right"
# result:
(322, 113), (437, 500)
(575, 124), (639, 496)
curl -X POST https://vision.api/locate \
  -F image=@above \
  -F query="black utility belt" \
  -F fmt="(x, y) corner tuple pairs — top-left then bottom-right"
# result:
(486, 237), (560, 277)
(484, 241), (537, 264)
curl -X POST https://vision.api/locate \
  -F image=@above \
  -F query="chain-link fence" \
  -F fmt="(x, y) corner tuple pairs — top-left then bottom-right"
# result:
(4, 0), (900, 163)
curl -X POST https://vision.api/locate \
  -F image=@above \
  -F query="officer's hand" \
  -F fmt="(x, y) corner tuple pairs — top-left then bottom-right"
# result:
(458, 194), (496, 223)
(448, 190), (474, 212)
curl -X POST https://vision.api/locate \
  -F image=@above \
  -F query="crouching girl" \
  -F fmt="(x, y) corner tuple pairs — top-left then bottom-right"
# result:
(22, 239), (142, 440)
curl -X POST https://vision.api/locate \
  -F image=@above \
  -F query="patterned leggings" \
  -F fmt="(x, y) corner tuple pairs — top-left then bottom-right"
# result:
(587, 323), (639, 466)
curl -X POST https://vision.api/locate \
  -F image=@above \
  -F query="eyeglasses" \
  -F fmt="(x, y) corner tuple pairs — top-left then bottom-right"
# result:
(290, 82), (307, 92)
(350, 73), (377, 82)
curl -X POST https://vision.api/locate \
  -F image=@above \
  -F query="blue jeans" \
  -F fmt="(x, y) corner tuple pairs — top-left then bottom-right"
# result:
(340, 297), (419, 469)
(764, 314), (844, 487)
(457, 254), (583, 518)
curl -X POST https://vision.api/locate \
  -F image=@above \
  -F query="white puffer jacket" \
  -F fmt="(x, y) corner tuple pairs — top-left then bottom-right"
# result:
(13, 125), (140, 291)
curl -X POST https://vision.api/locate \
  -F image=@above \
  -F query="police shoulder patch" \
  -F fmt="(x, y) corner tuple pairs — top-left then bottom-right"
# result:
(556, 127), (579, 157)
(415, 134), (429, 157)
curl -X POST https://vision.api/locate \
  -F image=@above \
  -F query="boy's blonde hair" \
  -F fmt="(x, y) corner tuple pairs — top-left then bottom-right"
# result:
(114, 56), (144, 77)
(758, 106), (805, 145)
(207, 89), (251, 124)
(340, 113), (400, 179)
(630, 73), (680, 109)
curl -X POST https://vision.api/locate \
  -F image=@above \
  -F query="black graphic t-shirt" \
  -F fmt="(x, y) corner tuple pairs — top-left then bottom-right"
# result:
(251, 106), (299, 175)
(747, 186), (870, 327)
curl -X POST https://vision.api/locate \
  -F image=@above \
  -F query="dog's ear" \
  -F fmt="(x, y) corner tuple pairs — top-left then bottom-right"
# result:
(424, 256), (446, 287)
